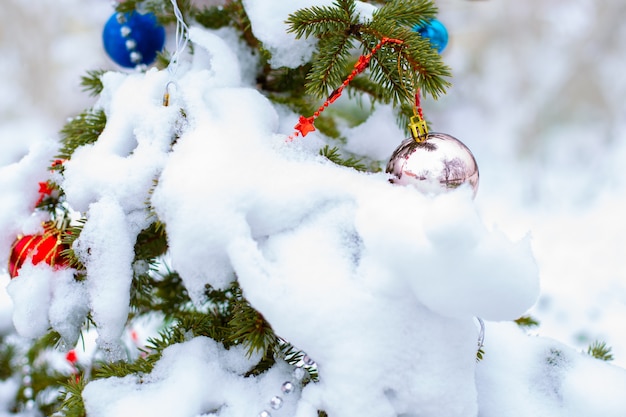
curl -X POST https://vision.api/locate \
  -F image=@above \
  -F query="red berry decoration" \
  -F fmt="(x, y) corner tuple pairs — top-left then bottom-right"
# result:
(8, 224), (69, 278)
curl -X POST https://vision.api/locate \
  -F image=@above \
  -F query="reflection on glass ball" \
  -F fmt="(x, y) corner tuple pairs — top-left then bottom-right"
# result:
(386, 132), (479, 197)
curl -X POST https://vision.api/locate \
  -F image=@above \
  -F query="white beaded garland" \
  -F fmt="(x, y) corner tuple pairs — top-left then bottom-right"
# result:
(270, 396), (283, 410)
(281, 381), (295, 394)
(255, 352), (315, 417)
(21, 362), (35, 411)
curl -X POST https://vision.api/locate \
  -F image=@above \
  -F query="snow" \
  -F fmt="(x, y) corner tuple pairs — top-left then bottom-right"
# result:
(6, 263), (55, 339)
(476, 322), (626, 417)
(2, 0), (626, 416)
(81, 21), (537, 416)
(241, 0), (331, 68)
(0, 137), (58, 265)
(82, 337), (295, 417)
(343, 104), (405, 160)
(188, 27), (243, 87)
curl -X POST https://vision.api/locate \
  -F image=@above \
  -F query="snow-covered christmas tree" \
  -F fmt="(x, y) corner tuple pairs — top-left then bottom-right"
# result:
(2, 1), (626, 416)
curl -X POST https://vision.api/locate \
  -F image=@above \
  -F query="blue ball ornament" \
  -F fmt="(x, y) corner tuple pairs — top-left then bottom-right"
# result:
(102, 11), (166, 68)
(414, 19), (448, 53)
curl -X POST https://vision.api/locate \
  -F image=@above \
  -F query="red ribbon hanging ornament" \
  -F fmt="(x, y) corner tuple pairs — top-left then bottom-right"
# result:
(385, 91), (479, 197)
(8, 222), (69, 279)
(289, 38), (404, 141)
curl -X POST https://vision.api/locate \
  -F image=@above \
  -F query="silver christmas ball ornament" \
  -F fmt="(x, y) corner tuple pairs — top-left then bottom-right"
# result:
(386, 132), (479, 197)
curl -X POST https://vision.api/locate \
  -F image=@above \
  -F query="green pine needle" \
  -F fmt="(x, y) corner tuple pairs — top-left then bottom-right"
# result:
(58, 109), (107, 160)
(286, 0), (451, 105)
(371, 0), (437, 28)
(320, 145), (367, 171)
(286, 0), (356, 40)
(60, 219), (86, 271)
(228, 300), (277, 357)
(0, 341), (16, 380)
(80, 70), (106, 97)
(57, 375), (88, 417)
(305, 32), (356, 98)
(94, 356), (157, 380)
(514, 315), (541, 329)
(193, 3), (235, 29)
(587, 340), (614, 362)
(134, 221), (169, 261)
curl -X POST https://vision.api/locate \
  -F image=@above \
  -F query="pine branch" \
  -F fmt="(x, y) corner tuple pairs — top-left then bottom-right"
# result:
(57, 109), (107, 160)
(80, 70), (106, 97)
(261, 65), (312, 94)
(587, 340), (614, 362)
(287, 0), (451, 107)
(57, 376), (88, 417)
(371, 0), (437, 28)
(0, 340), (16, 380)
(320, 145), (367, 171)
(228, 299), (277, 357)
(131, 270), (193, 317)
(60, 219), (87, 271)
(134, 221), (168, 261)
(277, 339), (319, 382)
(286, 0), (355, 40)
(192, 3), (233, 29)
(94, 355), (157, 379)
(244, 349), (276, 377)
(306, 32), (356, 98)
(194, 0), (259, 49)
(514, 315), (540, 329)
(27, 332), (62, 363)
(364, 21), (451, 100)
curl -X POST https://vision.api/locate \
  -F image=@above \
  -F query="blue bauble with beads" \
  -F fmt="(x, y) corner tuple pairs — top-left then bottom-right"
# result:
(102, 11), (165, 68)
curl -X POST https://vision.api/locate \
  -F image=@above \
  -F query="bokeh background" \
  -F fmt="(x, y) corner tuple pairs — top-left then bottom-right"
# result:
(1, 0), (625, 365)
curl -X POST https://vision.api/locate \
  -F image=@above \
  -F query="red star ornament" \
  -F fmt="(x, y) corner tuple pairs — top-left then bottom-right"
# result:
(294, 116), (316, 137)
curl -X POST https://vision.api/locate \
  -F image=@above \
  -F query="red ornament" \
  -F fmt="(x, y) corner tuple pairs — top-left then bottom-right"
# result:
(36, 181), (55, 206)
(66, 349), (78, 364)
(8, 224), (69, 278)
(294, 116), (316, 137)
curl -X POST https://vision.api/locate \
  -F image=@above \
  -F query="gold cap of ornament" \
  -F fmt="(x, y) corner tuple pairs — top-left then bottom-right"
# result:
(409, 114), (428, 142)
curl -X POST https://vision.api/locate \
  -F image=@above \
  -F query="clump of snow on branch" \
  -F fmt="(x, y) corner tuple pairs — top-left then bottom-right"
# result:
(0, 135), (57, 265)
(4, 1), (626, 416)
(477, 322), (626, 417)
(82, 337), (297, 417)
(52, 20), (539, 415)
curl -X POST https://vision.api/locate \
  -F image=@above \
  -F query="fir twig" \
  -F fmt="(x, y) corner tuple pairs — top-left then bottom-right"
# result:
(286, 0), (356, 40)
(476, 347), (485, 362)
(57, 375), (88, 417)
(57, 109), (107, 160)
(305, 32), (356, 98)
(320, 145), (367, 171)
(371, 0), (437, 28)
(587, 340), (614, 362)
(514, 315), (541, 329)
(0, 341), (16, 380)
(286, 0), (451, 102)
(60, 219), (87, 271)
(228, 299), (277, 357)
(80, 70), (106, 97)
